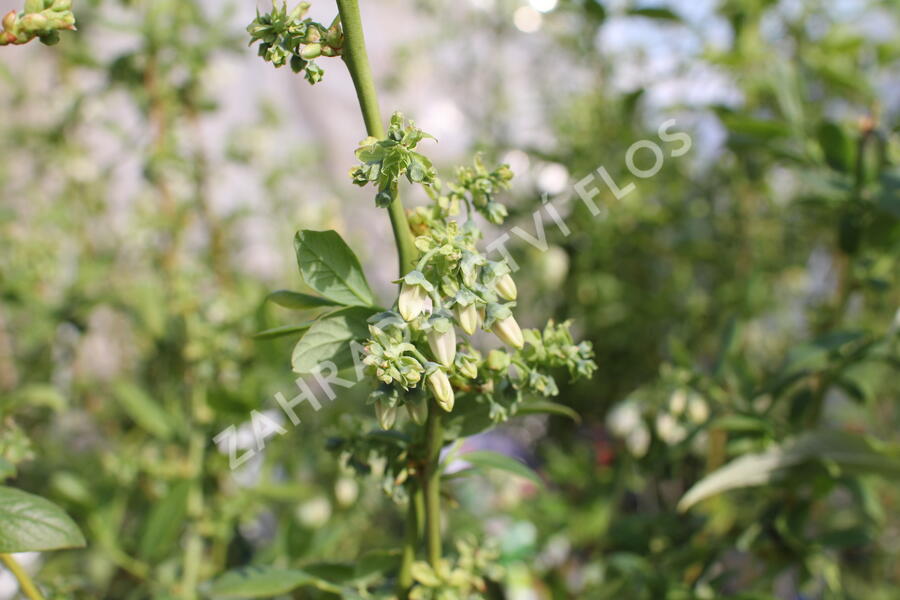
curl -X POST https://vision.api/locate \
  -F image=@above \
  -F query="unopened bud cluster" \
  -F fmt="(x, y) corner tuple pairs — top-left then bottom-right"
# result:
(1, 0), (74, 46)
(247, 1), (343, 84)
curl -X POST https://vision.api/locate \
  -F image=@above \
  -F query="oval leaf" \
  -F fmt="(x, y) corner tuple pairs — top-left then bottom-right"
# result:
(0, 486), (86, 552)
(267, 290), (340, 310)
(516, 400), (581, 423)
(253, 322), (314, 340)
(291, 307), (375, 374)
(460, 451), (543, 488)
(112, 381), (174, 440)
(207, 566), (339, 598)
(678, 430), (900, 512)
(294, 230), (375, 307)
(138, 480), (189, 561)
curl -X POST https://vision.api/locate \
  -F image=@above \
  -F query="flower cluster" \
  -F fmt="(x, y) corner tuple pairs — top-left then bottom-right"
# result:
(410, 537), (504, 600)
(359, 131), (596, 427)
(607, 380), (712, 458)
(351, 113), (437, 207)
(246, 1), (342, 84)
(1, 0), (74, 46)
(445, 156), (514, 225)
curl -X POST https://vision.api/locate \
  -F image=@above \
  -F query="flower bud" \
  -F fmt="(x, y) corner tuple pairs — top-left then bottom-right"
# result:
(300, 42), (322, 60)
(495, 273), (517, 301)
(3, 11), (17, 32)
(375, 399), (397, 430)
(427, 328), (456, 367)
(426, 369), (454, 412)
(398, 281), (427, 321)
(21, 12), (48, 31)
(396, 271), (433, 321)
(454, 303), (479, 335)
(406, 397), (428, 425)
(492, 315), (524, 349)
(455, 351), (479, 380)
(24, 0), (43, 14)
(687, 396), (709, 424)
(486, 349), (511, 371)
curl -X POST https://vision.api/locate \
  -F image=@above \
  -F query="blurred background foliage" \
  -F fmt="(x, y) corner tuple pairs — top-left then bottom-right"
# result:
(0, 0), (898, 598)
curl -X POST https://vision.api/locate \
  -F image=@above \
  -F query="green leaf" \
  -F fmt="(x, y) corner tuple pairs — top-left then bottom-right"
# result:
(817, 120), (853, 173)
(301, 562), (356, 584)
(294, 230), (376, 306)
(112, 381), (174, 440)
(291, 307), (376, 374)
(627, 7), (681, 21)
(460, 451), (543, 487)
(207, 566), (339, 598)
(253, 322), (314, 340)
(0, 458), (15, 481)
(354, 549), (401, 580)
(678, 430), (900, 512)
(138, 480), (190, 561)
(0, 486), (86, 552)
(516, 400), (581, 423)
(267, 289), (340, 310)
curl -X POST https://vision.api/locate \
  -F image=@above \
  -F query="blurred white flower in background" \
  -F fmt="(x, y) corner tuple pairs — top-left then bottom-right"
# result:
(655, 413), (687, 445)
(625, 425), (651, 457)
(536, 162), (569, 195)
(668, 389), (688, 416)
(297, 496), (332, 528)
(687, 394), (710, 424)
(334, 477), (359, 507)
(607, 400), (641, 437)
(529, 0), (558, 13)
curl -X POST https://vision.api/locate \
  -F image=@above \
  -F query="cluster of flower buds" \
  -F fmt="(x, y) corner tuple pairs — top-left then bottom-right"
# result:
(362, 317), (424, 390)
(361, 313), (456, 420)
(246, 1), (342, 84)
(448, 155), (514, 225)
(351, 113), (437, 208)
(1, 0), (74, 46)
(361, 259), (527, 425)
(351, 117), (596, 430)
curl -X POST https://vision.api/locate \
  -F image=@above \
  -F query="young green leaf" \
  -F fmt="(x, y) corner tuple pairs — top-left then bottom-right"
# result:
(460, 451), (544, 488)
(267, 289), (341, 310)
(112, 381), (174, 440)
(253, 322), (314, 340)
(294, 230), (376, 307)
(0, 486), (86, 552)
(678, 430), (900, 512)
(137, 480), (190, 561)
(207, 566), (340, 598)
(291, 306), (376, 374)
(516, 400), (581, 423)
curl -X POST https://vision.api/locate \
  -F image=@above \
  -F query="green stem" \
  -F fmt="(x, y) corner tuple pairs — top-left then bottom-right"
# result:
(336, 0), (442, 570)
(423, 400), (444, 567)
(397, 485), (419, 598)
(1, 554), (45, 600)
(336, 0), (418, 276)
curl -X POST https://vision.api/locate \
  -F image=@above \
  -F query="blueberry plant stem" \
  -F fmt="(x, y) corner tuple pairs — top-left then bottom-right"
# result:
(335, 0), (443, 585)
(335, 0), (418, 275)
(423, 399), (444, 567)
(397, 485), (419, 598)
(1, 554), (45, 600)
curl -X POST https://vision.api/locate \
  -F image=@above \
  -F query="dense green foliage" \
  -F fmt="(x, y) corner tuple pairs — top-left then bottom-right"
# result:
(0, 0), (898, 599)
